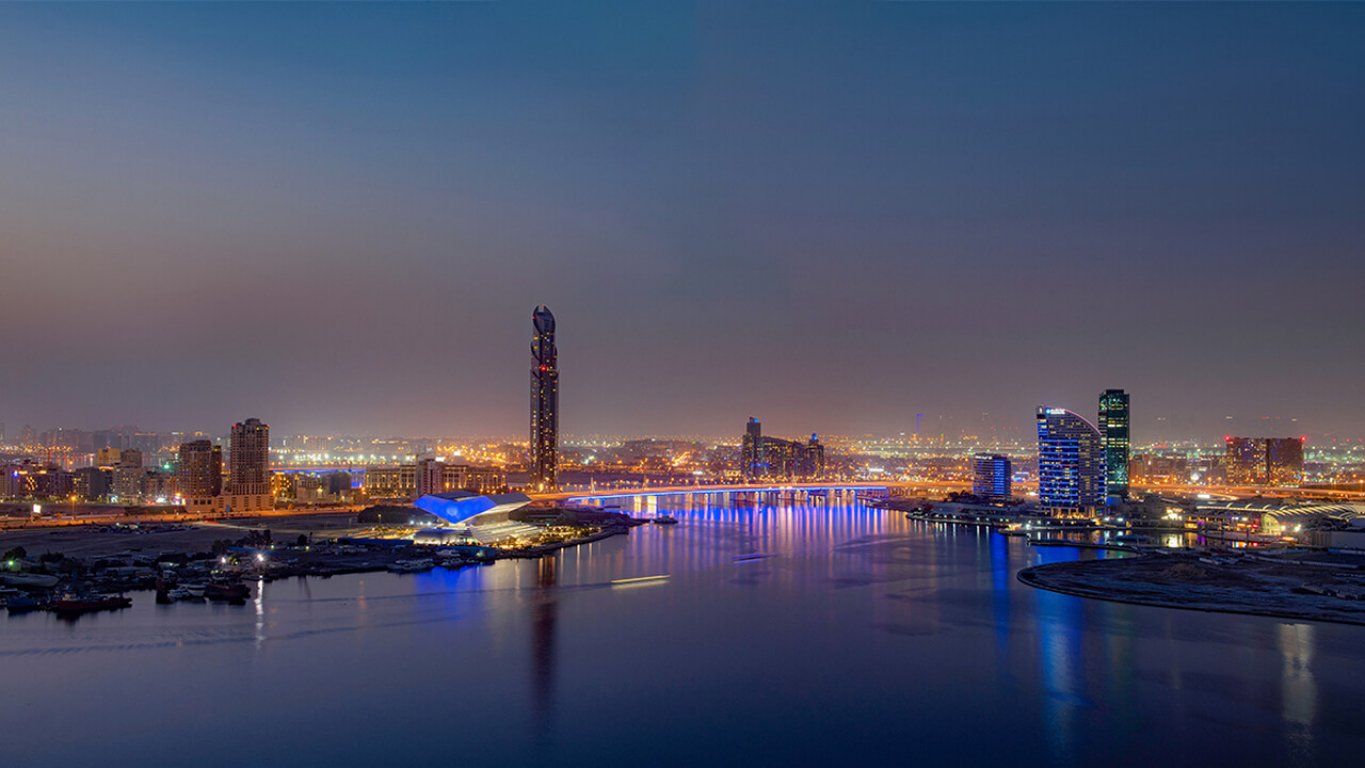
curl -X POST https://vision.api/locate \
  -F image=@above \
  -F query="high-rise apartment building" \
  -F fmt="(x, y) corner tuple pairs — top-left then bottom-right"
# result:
(972, 453), (1012, 501)
(530, 305), (559, 491)
(228, 418), (270, 496)
(73, 466), (112, 501)
(1097, 389), (1130, 499)
(177, 439), (223, 501)
(416, 457), (445, 497)
(1036, 407), (1106, 515)
(802, 434), (826, 479)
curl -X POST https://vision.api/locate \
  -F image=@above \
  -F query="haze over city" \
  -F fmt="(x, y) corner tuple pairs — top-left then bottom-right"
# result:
(10, 4), (1365, 768)
(3, 2), (1364, 441)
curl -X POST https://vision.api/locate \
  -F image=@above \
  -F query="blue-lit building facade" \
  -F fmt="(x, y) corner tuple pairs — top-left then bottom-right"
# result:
(1036, 407), (1106, 516)
(1097, 389), (1130, 500)
(972, 453), (1012, 501)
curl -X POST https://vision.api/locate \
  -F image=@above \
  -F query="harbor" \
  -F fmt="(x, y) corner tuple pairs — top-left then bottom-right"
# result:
(1, 506), (645, 618)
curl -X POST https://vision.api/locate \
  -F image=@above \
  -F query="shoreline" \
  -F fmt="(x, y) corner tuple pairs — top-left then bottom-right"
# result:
(1017, 554), (1365, 627)
(3, 513), (646, 612)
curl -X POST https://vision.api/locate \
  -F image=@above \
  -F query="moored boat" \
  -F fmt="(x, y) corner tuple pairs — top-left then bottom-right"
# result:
(5, 593), (49, 614)
(50, 592), (132, 616)
(205, 580), (250, 602)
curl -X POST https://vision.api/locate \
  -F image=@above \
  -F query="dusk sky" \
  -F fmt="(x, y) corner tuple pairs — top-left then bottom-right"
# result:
(2, 2), (1363, 441)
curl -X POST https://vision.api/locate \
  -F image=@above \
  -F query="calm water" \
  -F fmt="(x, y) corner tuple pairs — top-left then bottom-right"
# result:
(4, 500), (1363, 767)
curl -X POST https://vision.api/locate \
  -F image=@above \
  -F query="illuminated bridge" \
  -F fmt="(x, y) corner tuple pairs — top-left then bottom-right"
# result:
(555, 483), (894, 506)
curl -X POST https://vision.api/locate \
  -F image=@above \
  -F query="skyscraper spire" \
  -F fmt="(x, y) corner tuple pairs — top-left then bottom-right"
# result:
(530, 305), (559, 490)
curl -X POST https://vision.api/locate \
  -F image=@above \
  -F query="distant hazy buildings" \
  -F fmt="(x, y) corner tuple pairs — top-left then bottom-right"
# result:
(1225, 437), (1305, 486)
(740, 418), (825, 480)
(95, 446), (123, 467)
(972, 453), (1012, 501)
(530, 305), (559, 491)
(1097, 389), (1130, 500)
(1036, 407), (1105, 515)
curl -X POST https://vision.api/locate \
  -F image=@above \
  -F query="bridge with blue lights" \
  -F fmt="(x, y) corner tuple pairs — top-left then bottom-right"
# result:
(555, 483), (893, 505)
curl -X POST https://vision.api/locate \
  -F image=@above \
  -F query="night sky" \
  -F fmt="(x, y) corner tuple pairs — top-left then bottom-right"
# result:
(2, 2), (1363, 441)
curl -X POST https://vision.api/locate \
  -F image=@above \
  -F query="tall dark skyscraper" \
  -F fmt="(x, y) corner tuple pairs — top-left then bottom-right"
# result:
(1036, 407), (1105, 515)
(530, 305), (559, 491)
(228, 418), (270, 496)
(1097, 389), (1131, 499)
(741, 417), (763, 479)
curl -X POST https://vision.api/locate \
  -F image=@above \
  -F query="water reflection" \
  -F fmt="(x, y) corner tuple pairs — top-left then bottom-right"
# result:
(989, 530), (1014, 689)
(1036, 589), (1085, 763)
(531, 554), (558, 743)
(4, 498), (1364, 768)
(255, 577), (267, 649)
(1278, 622), (1316, 729)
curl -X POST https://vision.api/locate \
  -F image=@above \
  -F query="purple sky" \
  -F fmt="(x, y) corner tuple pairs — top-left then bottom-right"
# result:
(2, 2), (1363, 442)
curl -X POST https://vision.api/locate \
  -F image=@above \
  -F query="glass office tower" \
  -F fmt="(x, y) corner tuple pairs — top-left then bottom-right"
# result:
(1097, 389), (1130, 500)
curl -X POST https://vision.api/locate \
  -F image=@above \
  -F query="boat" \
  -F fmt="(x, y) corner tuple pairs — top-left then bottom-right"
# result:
(610, 574), (670, 587)
(653, 515), (679, 525)
(5, 593), (49, 614)
(50, 593), (132, 616)
(205, 581), (250, 602)
(0, 573), (60, 589)
(387, 558), (435, 574)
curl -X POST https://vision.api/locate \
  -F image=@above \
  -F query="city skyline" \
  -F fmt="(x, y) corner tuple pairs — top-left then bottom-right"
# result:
(0, 409), (1342, 447)
(4, 6), (1365, 766)
(4, 3), (1364, 440)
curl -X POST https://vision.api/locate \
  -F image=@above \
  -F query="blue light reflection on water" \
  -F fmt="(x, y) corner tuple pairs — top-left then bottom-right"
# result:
(2, 499), (1363, 767)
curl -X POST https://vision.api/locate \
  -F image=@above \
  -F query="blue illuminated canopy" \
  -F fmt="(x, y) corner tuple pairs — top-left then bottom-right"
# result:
(413, 492), (532, 525)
